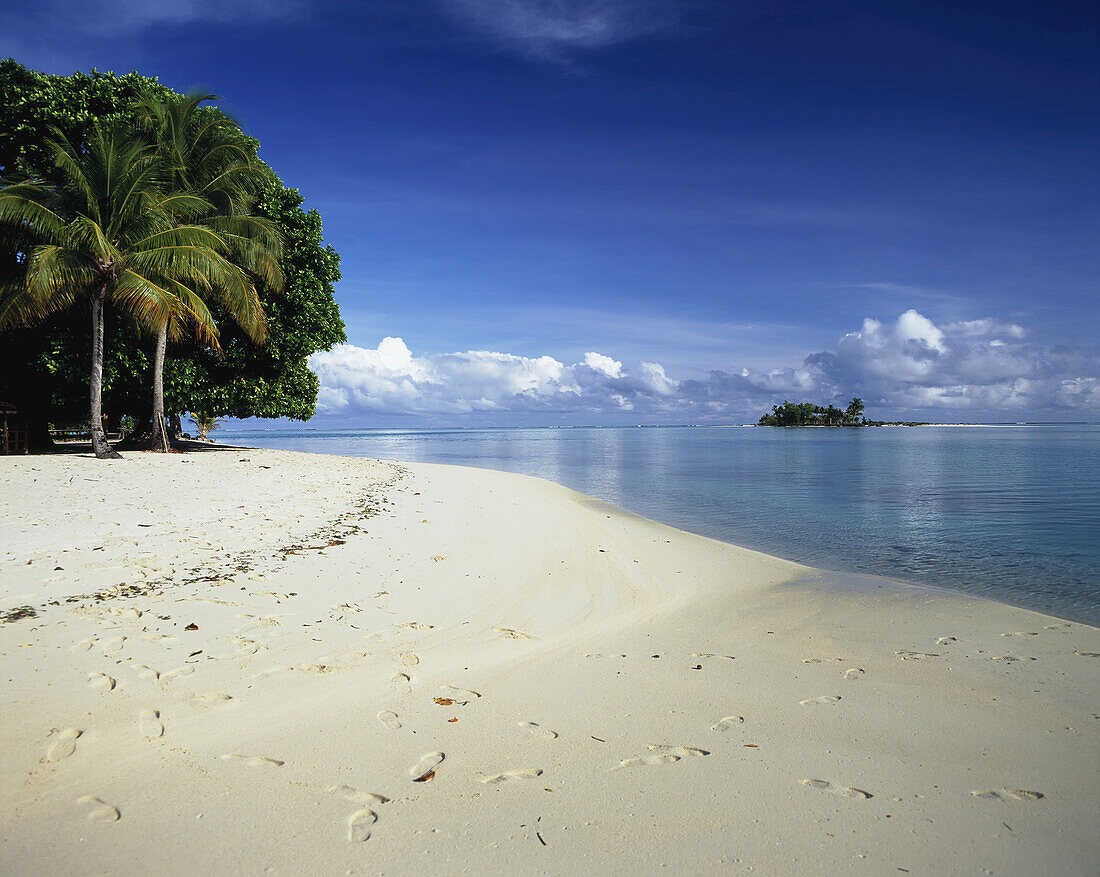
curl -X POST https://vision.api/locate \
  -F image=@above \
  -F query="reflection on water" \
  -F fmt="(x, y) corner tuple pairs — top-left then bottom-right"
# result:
(224, 424), (1100, 625)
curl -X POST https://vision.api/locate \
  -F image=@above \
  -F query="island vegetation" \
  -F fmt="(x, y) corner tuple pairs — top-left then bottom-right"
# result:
(756, 398), (930, 427)
(0, 60), (345, 456)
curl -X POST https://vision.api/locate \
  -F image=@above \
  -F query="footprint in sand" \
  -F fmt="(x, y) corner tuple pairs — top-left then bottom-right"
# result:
(400, 652), (419, 667)
(843, 668), (864, 680)
(88, 672), (116, 691)
(613, 745), (709, 770)
(410, 751), (445, 782)
(101, 636), (127, 655)
(1000, 632), (1038, 637)
(440, 684), (481, 702)
(711, 715), (745, 731)
(220, 754), (285, 767)
(992, 655), (1037, 662)
(971, 788), (1045, 801)
(71, 636), (99, 653)
(479, 768), (543, 783)
(799, 695), (842, 706)
(391, 673), (412, 694)
(139, 709), (164, 739)
(328, 785), (389, 806)
(936, 636), (957, 646)
(233, 637), (263, 656)
(161, 665), (196, 683)
(1074, 650), (1100, 657)
(494, 627), (536, 640)
(77, 796), (120, 823)
(377, 710), (402, 730)
(347, 809), (378, 842)
(140, 632), (178, 643)
(517, 721), (558, 739)
(801, 657), (843, 664)
(134, 664), (161, 682)
(895, 650), (939, 660)
(43, 728), (82, 763)
(198, 693), (233, 706)
(396, 621), (434, 630)
(801, 778), (873, 799)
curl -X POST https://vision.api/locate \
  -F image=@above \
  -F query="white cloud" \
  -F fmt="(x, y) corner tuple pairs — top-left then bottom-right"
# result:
(309, 336), (679, 416)
(310, 312), (1100, 423)
(446, 0), (698, 59)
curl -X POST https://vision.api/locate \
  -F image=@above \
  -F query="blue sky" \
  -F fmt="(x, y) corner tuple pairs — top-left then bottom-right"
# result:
(4, 0), (1098, 423)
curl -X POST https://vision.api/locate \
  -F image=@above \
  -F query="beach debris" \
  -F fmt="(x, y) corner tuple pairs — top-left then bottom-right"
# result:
(1, 605), (39, 624)
(448, 717), (458, 722)
(494, 627), (536, 639)
(434, 697), (458, 706)
(184, 622), (198, 631)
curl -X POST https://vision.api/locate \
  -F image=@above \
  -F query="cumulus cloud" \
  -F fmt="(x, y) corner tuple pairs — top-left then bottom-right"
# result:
(446, 0), (697, 59)
(309, 310), (1100, 423)
(309, 337), (679, 416)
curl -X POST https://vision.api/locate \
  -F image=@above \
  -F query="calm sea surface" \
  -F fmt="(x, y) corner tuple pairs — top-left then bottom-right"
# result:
(223, 424), (1100, 625)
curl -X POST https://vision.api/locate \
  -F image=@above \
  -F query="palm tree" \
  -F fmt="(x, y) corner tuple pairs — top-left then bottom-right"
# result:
(135, 92), (283, 452)
(0, 122), (267, 458)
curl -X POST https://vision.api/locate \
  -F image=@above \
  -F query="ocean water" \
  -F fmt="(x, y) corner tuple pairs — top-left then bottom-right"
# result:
(223, 424), (1100, 625)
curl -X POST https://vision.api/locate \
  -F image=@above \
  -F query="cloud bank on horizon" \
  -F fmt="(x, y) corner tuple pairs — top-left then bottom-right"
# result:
(308, 310), (1100, 424)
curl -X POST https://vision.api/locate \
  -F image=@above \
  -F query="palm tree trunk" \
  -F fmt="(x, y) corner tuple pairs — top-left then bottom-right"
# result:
(90, 287), (121, 460)
(147, 322), (172, 452)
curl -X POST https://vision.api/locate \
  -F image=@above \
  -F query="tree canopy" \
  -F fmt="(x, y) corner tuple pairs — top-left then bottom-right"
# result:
(0, 60), (345, 447)
(758, 399), (868, 427)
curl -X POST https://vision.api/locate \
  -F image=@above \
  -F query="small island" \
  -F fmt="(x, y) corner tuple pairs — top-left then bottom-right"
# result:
(757, 398), (929, 427)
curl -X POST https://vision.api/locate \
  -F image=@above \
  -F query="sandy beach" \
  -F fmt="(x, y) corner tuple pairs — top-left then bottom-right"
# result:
(1, 447), (1097, 875)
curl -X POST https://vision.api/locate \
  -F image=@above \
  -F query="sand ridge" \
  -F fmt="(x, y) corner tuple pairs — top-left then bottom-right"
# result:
(1, 448), (1098, 874)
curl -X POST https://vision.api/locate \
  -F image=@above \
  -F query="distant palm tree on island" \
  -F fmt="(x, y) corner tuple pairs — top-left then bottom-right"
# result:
(758, 397), (867, 426)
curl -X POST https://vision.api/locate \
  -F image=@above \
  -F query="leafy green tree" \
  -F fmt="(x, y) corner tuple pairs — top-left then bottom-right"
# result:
(846, 397), (865, 421)
(0, 123), (262, 458)
(135, 90), (282, 451)
(0, 61), (344, 446)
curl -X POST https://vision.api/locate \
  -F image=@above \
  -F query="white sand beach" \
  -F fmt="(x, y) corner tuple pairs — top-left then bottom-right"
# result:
(1, 447), (1097, 875)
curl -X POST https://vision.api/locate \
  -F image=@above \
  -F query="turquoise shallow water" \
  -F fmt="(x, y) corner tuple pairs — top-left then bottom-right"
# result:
(223, 424), (1100, 625)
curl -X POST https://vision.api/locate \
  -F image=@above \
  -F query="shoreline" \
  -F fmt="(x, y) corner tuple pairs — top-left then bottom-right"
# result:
(217, 436), (1097, 629)
(2, 448), (1098, 874)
